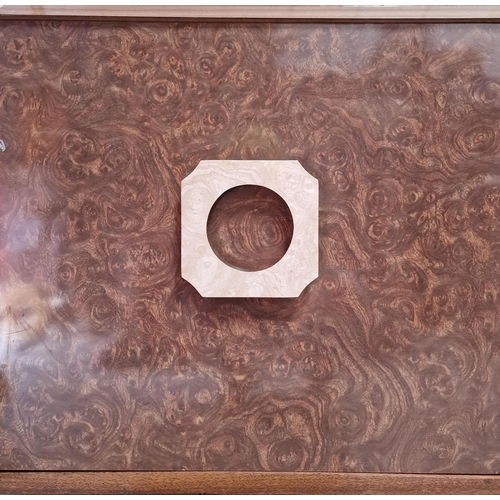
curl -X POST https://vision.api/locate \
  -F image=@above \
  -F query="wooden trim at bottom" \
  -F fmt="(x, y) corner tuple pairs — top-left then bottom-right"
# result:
(1, 472), (500, 494)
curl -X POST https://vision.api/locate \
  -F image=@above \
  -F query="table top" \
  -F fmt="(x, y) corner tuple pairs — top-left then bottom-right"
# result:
(0, 18), (500, 481)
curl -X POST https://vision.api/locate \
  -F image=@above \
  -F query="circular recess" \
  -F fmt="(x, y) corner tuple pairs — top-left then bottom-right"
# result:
(206, 184), (294, 272)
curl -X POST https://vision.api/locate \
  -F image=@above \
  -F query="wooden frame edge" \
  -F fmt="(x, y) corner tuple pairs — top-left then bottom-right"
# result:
(1, 5), (500, 22)
(1, 472), (500, 494)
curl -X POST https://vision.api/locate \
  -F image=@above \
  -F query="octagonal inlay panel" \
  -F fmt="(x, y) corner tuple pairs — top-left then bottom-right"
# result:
(181, 160), (318, 297)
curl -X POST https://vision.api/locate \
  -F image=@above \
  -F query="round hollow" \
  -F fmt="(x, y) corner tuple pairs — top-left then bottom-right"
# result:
(206, 184), (294, 272)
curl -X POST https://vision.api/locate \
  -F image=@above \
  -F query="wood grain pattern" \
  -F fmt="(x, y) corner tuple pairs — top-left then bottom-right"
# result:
(1, 20), (500, 474)
(3, 471), (500, 494)
(207, 185), (294, 272)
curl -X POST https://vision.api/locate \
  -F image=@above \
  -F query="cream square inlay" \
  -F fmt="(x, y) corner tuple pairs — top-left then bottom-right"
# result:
(181, 160), (318, 298)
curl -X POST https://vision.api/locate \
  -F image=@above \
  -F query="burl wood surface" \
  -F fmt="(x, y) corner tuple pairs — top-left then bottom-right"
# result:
(207, 185), (294, 272)
(0, 20), (500, 473)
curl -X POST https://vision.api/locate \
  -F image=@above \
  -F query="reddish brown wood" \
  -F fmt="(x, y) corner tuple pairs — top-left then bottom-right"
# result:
(2, 471), (500, 494)
(1, 15), (500, 489)
(207, 185), (294, 272)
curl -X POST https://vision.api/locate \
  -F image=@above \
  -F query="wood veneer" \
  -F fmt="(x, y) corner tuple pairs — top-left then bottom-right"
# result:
(207, 185), (294, 272)
(3, 471), (500, 494)
(1, 15), (500, 487)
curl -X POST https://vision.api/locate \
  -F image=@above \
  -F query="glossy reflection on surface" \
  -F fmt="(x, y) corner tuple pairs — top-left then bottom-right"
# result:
(1, 20), (500, 472)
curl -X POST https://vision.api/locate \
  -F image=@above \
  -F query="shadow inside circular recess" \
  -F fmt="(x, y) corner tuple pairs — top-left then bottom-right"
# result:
(206, 184), (294, 272)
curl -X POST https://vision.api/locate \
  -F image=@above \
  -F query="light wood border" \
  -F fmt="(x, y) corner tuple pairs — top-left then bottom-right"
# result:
(1, 4), (500, 494)
(1, 5), (500, 23)
(1, 472), (500, 494)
